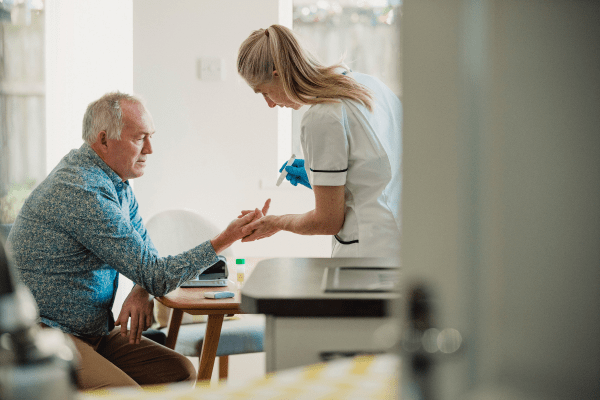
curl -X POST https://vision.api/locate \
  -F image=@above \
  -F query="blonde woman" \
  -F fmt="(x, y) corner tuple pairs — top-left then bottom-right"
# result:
(237, 24), (401, 258)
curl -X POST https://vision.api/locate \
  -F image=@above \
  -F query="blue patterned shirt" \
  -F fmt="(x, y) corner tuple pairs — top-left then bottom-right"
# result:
(7, 143), (218, 337)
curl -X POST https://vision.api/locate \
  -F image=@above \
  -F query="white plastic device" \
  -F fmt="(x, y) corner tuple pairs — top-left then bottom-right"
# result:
(276, 154), (296, 186)
(203, 291), (235, 299)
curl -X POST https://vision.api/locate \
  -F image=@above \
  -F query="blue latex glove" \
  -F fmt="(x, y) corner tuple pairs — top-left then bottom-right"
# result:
(279, 158), (312, 189)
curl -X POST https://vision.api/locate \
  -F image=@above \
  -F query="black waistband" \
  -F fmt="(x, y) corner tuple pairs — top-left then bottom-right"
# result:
(334, 235), (359, 245)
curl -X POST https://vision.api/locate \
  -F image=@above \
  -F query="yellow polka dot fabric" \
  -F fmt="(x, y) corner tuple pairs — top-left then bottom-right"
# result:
(80, 354), (399, 400)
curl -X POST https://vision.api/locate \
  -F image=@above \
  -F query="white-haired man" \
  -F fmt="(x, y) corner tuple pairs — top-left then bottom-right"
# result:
(7, 92), (259, 389)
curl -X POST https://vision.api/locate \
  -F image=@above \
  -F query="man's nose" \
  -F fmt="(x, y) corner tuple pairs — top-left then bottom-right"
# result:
(143, 137), (153, 154)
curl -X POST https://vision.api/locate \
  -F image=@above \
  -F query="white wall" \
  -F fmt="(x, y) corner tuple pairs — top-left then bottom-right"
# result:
(45, 0), (133, 170)
(132, 0), (330, 258)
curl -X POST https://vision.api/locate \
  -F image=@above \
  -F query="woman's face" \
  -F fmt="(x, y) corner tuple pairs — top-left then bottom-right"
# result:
(254, 73), (303, 110)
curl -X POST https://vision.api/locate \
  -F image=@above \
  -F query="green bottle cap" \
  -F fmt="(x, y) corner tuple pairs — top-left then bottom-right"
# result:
(236, 259), (245, 264)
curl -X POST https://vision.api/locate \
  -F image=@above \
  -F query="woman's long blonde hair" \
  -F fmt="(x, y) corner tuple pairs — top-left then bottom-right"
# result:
(237, 24), (374, 112)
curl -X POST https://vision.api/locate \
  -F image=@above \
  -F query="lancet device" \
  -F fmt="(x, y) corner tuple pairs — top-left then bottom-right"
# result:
(276, 154), (296, 186)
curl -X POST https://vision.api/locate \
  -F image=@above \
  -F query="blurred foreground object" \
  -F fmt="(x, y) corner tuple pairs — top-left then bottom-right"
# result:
(0, 236), (77, 399)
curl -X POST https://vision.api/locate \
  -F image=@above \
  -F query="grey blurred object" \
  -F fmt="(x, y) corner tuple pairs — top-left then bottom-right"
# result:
(0, 230), (78, 399)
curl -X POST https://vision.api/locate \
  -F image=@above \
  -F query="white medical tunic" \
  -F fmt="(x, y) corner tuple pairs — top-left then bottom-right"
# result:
(301, 72), (402, 258)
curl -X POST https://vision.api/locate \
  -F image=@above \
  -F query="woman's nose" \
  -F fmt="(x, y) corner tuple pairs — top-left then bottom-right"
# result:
(265, 97), (277, 108)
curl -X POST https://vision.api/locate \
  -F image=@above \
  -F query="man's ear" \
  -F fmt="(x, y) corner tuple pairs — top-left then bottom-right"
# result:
(94, 131), (109, 152)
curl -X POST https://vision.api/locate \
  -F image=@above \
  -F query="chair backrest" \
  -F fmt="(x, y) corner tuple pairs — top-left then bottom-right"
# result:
(145, 209), (233, 328)
(145, 209), (233, 258)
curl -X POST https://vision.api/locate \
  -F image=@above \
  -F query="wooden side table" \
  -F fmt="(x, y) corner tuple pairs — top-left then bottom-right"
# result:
(156, 280), (242, 381)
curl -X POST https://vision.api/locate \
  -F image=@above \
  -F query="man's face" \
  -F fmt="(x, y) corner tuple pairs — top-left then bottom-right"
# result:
(104, 101), (155, 181)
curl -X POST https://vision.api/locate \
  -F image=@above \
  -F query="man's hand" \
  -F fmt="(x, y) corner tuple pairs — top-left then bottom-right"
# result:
(238, 198), (271, 219)
(115, 285), (154, 345)
(210, 210), (257, 254)
(241, 214), (282, 242)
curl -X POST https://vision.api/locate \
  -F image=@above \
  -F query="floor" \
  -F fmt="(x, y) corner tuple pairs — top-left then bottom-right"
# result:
(187, 351), (266, 387)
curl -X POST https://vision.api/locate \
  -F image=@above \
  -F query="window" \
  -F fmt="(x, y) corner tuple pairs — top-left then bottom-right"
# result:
(288, 0), (401, 158)
(0, 1), (45, 224)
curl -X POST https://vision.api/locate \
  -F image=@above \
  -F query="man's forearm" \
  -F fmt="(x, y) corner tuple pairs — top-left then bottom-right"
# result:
(210, 234), (231, 255)
(131, 284), (154, 300)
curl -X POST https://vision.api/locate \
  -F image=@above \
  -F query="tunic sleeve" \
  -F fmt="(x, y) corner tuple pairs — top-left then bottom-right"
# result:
(301, 103), (349, 186)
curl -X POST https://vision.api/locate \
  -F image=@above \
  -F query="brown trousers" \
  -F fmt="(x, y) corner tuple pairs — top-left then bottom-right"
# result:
(63, 327), (196, 390)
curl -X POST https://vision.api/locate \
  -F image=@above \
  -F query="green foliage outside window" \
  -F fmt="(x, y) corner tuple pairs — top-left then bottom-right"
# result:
(0, 178), (36, 224)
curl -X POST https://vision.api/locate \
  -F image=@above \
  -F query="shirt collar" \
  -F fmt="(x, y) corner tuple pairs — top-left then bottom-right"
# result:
(80, 142), (129, 188)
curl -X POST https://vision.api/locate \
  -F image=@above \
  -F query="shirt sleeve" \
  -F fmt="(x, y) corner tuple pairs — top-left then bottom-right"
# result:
(52, 180), (217, 297)
(301, 104), (349, 186)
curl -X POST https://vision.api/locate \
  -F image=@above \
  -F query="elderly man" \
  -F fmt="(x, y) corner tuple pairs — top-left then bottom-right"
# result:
(7, 92), (259, 390)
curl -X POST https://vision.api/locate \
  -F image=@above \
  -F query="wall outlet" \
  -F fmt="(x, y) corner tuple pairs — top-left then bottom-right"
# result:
(197, 57), (224, 81)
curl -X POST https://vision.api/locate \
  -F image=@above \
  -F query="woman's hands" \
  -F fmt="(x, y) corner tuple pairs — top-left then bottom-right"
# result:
(238, 186), (345, 242)
(211, 199), (272, 253)
(241, 214), (281, 242)
(280, 158), (312, 189)
(237, 199), (276, 242)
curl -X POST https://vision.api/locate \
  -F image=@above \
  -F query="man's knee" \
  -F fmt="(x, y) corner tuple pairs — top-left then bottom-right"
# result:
(142, 350), (197, 385)
(176, 355), (197, 384)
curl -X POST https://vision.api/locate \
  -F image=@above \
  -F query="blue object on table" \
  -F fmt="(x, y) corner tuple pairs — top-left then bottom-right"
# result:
(279, 159), (312, 189)
(204, 291), (235, 299)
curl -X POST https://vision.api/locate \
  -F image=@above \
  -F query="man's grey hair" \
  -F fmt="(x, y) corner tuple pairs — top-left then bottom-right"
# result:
(82, 91), (144, 145)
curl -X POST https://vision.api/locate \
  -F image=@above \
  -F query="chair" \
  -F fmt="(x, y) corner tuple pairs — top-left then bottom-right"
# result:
(145, 209), (264, 381)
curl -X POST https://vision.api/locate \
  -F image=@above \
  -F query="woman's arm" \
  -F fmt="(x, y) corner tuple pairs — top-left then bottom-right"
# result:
(241, 185), (345, 242)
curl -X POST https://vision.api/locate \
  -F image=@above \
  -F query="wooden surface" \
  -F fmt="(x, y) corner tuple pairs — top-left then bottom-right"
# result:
(156, 258), (264, 382)
(165, 308), (184, 349)
(197, 314), (226, 381)
(156, 280), (240, 381)
(158, 280), (242, 313)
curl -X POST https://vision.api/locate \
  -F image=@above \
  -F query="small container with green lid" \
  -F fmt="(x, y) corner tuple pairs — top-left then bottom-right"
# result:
(236, 258), (245, 288)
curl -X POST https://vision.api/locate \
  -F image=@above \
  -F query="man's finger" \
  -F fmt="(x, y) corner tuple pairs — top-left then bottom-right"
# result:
(146, 314), (152, 331)
(242, 228), (263, 242)
(238, 210), (253, 218)
(118, 314), (129, 337)
(262, 199), (271, 216)
(240, 210), (255, 220)
(137, 314), (145, 344)
(241, 220), (260, 235)
(238, 211), (256, 226)
(241, 233), (258, 242)
(129, 312), (139, 344)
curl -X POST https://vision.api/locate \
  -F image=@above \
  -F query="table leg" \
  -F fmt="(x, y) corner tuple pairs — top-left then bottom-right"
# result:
(165, 308), (184, 350)
(219, 355), (229, 381)
(197, 314), (225, 381)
